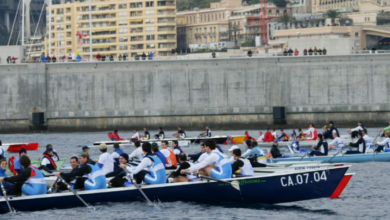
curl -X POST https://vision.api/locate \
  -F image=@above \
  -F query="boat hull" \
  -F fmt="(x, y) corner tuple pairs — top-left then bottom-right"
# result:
(270, 152), (390, 163)
(0, 166), (350, 213)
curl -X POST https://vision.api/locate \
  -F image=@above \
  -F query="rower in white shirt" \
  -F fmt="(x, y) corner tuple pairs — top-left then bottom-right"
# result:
(362, 129), (373, 149)
(328, 132), (345, 150)
(130, 129), (140, 141)
(129, 141), (143, 161)
(256, 131), (264, 143)
(375, 131), (390, 152)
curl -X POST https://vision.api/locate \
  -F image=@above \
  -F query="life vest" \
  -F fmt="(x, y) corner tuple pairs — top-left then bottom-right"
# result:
(22, 166), (47, 196)
(266, 152), (272, 159)
(155, 151), (166, 167)
(173, 146), (183, 154)
(292, 140), (300, 152)
(144, 155), (166, 184)
(235, 158), (254, 176)
(8, 156), (16, 176)
(165, 148), (177, 168)
(307, 128), (317, 141)
(283, 134), (289, 141)
(144, 131), (150, 140)
(42, 153), (57, 170)
(210, 151), (232, 179)
(84, 163), (106, 190)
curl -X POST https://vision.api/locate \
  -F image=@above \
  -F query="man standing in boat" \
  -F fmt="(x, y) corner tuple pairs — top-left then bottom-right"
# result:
(55, 153), (106, 190)
(181, 140), (232, 179)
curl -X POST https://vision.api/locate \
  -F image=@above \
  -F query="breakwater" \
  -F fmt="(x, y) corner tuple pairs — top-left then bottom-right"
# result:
(1, 54), (389, 132)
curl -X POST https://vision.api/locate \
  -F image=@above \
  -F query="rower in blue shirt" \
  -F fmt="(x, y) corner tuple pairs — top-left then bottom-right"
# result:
(143, 128), (151, 140)
(14, 148), (27, 174)
(173, 127), (186, 139)
(151, 142), (166, 167)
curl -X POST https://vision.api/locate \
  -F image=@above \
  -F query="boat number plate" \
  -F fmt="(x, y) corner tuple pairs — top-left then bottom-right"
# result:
(281, 171), (327, 187)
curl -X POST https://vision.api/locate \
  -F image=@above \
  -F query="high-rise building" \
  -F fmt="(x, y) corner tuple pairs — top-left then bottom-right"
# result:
(45, 0), (176, 59)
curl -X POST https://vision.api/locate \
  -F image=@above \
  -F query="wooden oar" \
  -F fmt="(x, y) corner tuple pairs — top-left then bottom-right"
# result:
(121, 168), (153, 205)
(58, 176), (95, 210)
(197, 174), (240, 191)
(0, 181), (14, 213)
(372, 129), (384, 161)
(299, 153), (308, 161)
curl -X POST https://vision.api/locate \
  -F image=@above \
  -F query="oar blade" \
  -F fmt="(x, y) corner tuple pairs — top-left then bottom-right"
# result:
(230, 180), (241, 191)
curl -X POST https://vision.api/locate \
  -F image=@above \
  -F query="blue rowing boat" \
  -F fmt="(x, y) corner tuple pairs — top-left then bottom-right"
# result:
(0, 166), (352, 214)
(270, 152), (390, 163)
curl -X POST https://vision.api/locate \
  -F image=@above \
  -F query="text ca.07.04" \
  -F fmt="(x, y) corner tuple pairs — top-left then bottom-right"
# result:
(280, 170), (328, 187)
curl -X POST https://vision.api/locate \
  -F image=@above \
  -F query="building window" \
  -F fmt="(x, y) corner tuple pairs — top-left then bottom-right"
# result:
(146, 27), (155, 32)
(119, 20), (127, 26)
(119, 28), (127, 34)
(118, 12), (127, 17)
(120, 45), (128, 50)
(119, 37), (128, 42)
(355, 32), (359, 37)
(146, 35), (155, 40)
(146, 1), (154, 7)
(118, 4), (127, 9)
(145, 10), (154, 15)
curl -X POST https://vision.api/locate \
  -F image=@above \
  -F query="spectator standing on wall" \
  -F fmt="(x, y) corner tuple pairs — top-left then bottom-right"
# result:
(123, 54), (127, 61)
(288, 48), (293, 56)
(40, 54), (46, 63)
(52, 55), (57, 63)
(283, 50), (288, 56)
(294, 49), (299, 56)
(46, 55), (51, 63)
(109, 54), (114, 61)
(318, 48), (323, 55)
(148, 52), (155, 60)
(135, 53), (140, 61)
(141, 52), (147, 60)
(67, 54), (72, 62)
(101, 55), (106, 61)
(118, 54), (122, 61)
(247, 50), (253, 57)
(6, 56), (11, 64)
(308, 47), (313, 55)
(304, 49), (308, 56)
(323, 48), (327, 55)
(96, 53), (102, 61)
(212, 51), (216, 58)
(314, 47), (318, 55)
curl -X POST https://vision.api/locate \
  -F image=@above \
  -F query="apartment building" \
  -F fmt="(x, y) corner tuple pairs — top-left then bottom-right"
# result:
(311, 0), (358, 13)
(45, 0), (176, 59)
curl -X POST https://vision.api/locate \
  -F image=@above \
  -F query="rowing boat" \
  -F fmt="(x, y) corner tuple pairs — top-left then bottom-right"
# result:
(6, 159), (67, 176)
(0, 165), (353, 213)
(269, 152), (390, 163)
(1, 143), (39, 152)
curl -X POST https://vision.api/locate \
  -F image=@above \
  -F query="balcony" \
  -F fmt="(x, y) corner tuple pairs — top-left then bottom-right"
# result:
(219, 32), (229, 37)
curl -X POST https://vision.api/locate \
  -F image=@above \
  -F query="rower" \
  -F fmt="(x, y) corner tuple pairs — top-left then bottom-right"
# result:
(0, 141), (6, 160)
(173, 127), (186, 139)
(182, 140), (232, 179)
(244, 140), (267, 165)
(111, 143), (124, 171)
(277, 129), (289, 142)
(170, 153), (197, 183)
(143, 127), (151, 140)
(262, 128), (275, 142)
(188, 141), (208, 163)
(244, 131), (254, 141)
(106, 153), (132, 188)
(382, 119), (390, 136)
(290, 129), (297, 138)
(328, 121), (340, 138)
(0, 159), (14, 196)
(199, 126), (212, 137)
(110, 130), (121, 141)
(1, 156), (47, 196)
(291, 136), (301, 152)
(362, 129), (373, 149)
(154, 127), (165, 139)
(56, 156), (80, 191)
(215, 141), (224, 153)
(97, 143), (114, 175)
(160, 141), (178, 169)
(129, 141), (143, 161)
(256, 131), (264, 142)
(347, 133), (366, 154)
(375, 131), (390, 152)
(151, 142), (166, 167)
(45, 144), (59, 161)
(328, 132), (345, 150)
(39, 148), (58, 173)
(322, 125), (332, 139)
(309, 134), (328, 156)
(55, 153), (106, 190)
(120, 142), (166, 184)
(348, 121), (366, 138)
(14, 148), (27, 175)
(82, 146), (96, 165)
(231, 149), (254, 177)
(303, 123), (317, 141)
(271, 128), (278, 140)
(270, 141), (284, 158)
(172, 140), (184, 164)
(129, 129), (141, 143)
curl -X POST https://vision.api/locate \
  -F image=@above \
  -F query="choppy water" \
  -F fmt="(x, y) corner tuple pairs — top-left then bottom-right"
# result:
(0, 129), (387, 220)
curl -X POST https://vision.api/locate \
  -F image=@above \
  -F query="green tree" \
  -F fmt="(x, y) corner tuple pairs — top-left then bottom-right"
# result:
(278, 13), (295, 29)
(324, 10), (344, 26)
(273, 0), (288, 8)
(230, 23), (242, 45)
(177, 0), (191, 11)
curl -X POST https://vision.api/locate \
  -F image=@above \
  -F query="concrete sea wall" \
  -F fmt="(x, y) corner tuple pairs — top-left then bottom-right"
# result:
(1, 54), (390, 132)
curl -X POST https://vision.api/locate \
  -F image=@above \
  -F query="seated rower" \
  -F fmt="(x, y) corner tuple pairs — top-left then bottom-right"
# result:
(256, 131), (264, 143)
(82, 146), (96, 165)
(170, 153), (197, 182)
(322, 125), (332, 139)
(45, 144), (59, 161)
(40, 148), (58, 173)
(188, 141), (208, 163)
(291, 136), (301, 153)
(173, 127), (186, 139)
(262, 128), (274, 142)
(160, 141), (178, 169)
(328, 132), (345, 150)
(309, 134), (328, 156)
(55, 153), (106, 190)
(362, 129), (373, 149)
(242, 140), (267, 166)
(14, 148), (27, 175)
(181, 140), (232, 180)
(56, 156), (80, 191)
(129, 141), (143, 161)
(375, 131), (390, 152)
(290, 129), (297, 139)
(129, 129), (140, 142)
(346, 132), (366, 154)
(154, 127), (165, 139)
(142, 127), (151, 140)
(276, 129), (289, 142)
(270, 141), (284, 158)
(348, 121), (366, 138)
(111, 143), (124, 171)
(172, 140), (184, 164)
(0, 156), (46, 196)
(151, 142), (166, 167)
(98, 144), (114, 175)
(120, 143), (166, 185)
(110, 130), (121, 141)
(199, 126), (212, 137)
(0, 141), (5, 160)
(231, 149), (254, 177)
(0, 159), (14, 196)
(106, 153), (133, 188)
(303, 123), (317, 141)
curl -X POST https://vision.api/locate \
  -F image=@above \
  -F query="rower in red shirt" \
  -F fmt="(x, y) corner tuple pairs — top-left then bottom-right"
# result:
(262, 128), (275, 142)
